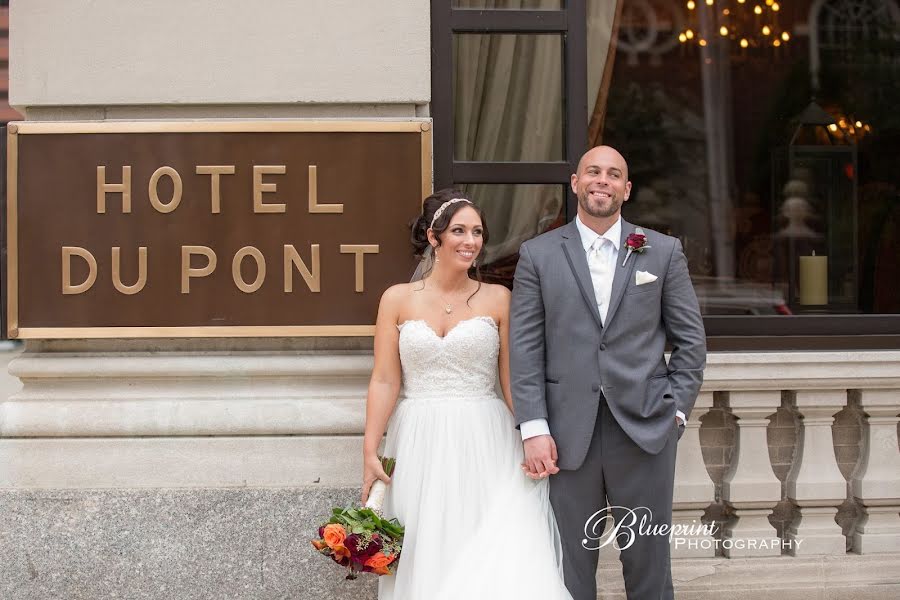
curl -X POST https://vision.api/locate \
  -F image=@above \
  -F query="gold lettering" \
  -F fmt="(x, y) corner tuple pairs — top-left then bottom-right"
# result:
(232, 246), (266, 293)
(181, 246), (217, 294)
(253, 165), (287, 213)
(308, 165), (343, 213)
(196, 165), (236, 213)
(111, 246), (148, 295)
(148, 166), (183, 213)
(97, 166), (132, 213)
(340, 244), (379, 293)
(61, 247), (97, 294)
(283, 244), (320, 293)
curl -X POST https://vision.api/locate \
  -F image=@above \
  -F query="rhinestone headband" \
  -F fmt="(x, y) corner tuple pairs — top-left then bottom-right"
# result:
(430, 198), (472, 229)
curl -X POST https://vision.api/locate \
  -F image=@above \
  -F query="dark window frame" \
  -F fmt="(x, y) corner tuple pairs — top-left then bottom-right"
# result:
(431, 2), (900, 350)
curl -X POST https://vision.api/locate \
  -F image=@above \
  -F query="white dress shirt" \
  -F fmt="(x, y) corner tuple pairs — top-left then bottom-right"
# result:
(520, 216), (684, 441)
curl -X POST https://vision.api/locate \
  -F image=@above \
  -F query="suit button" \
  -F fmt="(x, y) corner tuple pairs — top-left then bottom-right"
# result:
(600, 343), (607, 351)
(592, 383), (600, 392)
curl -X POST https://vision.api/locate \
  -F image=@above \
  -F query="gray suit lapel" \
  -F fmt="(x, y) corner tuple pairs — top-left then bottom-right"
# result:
(560, 221), (604, 332)
(602, 219), (638, 332)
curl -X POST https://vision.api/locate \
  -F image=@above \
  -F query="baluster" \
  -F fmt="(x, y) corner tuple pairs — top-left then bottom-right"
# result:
(722, 391), (782, 557)
(785, 390), (848, 555)
(672, 391), (716, 558)
(852, 389), (900, 554)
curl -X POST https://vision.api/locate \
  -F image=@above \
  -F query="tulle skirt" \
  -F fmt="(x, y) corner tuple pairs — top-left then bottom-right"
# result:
(378, 393), (572, 599)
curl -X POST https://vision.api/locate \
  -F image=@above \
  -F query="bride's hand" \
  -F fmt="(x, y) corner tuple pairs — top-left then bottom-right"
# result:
(361, 454), (392, 504)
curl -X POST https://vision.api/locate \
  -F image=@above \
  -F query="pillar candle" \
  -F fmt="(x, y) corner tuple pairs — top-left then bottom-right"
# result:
(799, 253), (828, 305)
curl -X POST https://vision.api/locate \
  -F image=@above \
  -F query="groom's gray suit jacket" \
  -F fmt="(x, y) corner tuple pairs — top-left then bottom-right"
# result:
(510, 219), (706, 470)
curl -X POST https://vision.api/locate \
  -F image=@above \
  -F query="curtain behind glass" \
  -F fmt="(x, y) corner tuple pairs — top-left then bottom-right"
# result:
(453, 0), (621, 265)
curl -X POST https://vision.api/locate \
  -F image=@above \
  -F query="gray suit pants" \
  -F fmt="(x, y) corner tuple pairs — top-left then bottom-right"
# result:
(549, 396), (678, 600)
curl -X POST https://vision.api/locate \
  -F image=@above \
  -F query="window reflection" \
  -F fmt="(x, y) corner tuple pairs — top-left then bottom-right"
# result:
(590, 0), (900, 315)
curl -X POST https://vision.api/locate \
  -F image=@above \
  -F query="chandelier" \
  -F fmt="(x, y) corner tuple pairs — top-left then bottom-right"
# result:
(678, 0), (791, 51)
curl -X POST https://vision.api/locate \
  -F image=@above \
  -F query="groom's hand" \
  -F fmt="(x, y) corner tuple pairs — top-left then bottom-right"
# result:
(522, 434), (559, 479)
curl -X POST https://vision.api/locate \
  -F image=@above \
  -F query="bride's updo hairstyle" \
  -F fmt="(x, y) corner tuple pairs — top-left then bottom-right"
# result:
(410, 188), (490, 258)
(409, 188), (489, 295)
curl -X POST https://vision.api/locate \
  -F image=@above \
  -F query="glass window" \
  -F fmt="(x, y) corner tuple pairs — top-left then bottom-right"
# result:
(590, 0), (900, 315)
(453, 34), (564, 162)
(461, 184), (566, 286)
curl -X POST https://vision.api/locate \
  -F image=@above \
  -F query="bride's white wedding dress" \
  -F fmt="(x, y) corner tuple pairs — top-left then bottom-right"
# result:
(378, 316), (572, 599)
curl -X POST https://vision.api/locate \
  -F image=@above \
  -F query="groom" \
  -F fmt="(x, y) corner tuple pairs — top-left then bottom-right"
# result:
(510, 145), (706, 599)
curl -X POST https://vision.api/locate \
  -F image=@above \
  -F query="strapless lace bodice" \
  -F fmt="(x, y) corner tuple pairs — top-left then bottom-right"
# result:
(398, 316), (499, 399)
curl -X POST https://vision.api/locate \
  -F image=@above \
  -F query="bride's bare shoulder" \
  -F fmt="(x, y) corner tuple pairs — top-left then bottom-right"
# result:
(380, 282), (425, 307)
(479, 282), (511, 302)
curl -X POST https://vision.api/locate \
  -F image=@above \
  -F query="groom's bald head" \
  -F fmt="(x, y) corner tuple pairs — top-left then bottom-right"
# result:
(576, 145), (629, 179)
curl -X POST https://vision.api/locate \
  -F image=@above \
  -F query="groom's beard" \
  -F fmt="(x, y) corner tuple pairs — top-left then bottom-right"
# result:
(578, 190), (623, 219)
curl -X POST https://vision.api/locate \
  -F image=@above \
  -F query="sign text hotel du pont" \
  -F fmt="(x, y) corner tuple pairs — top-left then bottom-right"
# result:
(6, 121), (431, 338)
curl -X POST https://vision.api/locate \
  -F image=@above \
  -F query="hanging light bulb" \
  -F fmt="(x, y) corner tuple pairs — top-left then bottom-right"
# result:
(773, 39), (781, 47)
(771, 2), (780, 10)
(754, 5), (763, 14)
(781, 32), (790, 42)
(686, 29), (695, 39)
(762, 25), (771, 35)
(699, 39), (708, 46)
(720, 26), (729, 36)
(706, 0), (714, 6)
(687, 0), (696, 9)
(679, 33), (688, 43)
(740, 38), (749, 48)
(723, 8), (730, 15)
(828, 124), (839, 132)
(765, 0), (774, 5)
(738, 0), (746, 3)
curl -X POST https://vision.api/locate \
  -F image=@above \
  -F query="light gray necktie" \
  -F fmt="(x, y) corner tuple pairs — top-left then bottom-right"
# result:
(587, 237), (613, 325)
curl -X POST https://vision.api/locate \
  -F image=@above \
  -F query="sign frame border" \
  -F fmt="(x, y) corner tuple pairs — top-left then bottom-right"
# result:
(6, 120), (433, 339)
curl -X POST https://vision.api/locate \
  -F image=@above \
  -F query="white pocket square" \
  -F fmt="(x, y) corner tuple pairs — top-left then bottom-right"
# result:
(635, 270), (658, 285)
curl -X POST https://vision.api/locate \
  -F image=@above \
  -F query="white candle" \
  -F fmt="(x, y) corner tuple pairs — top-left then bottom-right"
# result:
(799, 252), (828, 305)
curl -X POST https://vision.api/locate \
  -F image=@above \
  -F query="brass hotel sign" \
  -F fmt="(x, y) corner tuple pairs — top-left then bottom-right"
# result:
(6, 121), (431, 338)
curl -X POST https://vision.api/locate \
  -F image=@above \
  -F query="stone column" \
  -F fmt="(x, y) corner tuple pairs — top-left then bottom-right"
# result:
(671, 391), (716, 558)
(722, 390), (782, 557)
(785, 390), (848, 555)
(852, 389), (900, 554)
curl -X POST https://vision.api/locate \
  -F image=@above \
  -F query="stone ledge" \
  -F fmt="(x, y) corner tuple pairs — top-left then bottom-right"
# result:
(0, 437), (362, 488)
(3, 488), (898, 600)
(598, 553), (900, 599)
(4, 351), (898, 438)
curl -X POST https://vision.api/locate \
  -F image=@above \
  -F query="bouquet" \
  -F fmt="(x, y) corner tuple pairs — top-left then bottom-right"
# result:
(311, 456), (404, 580)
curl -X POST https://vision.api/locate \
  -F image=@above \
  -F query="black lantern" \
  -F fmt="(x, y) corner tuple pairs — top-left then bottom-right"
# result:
(772, 101), (858, 312)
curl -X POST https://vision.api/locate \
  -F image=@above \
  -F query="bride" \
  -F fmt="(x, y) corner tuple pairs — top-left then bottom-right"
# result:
(361, 189), (573, 599)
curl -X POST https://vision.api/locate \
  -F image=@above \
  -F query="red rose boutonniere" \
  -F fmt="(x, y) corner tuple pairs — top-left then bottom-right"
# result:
(622, 227), (651, 266)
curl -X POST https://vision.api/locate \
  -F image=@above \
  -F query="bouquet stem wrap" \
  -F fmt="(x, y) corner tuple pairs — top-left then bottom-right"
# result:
(365, 480), (387, 511)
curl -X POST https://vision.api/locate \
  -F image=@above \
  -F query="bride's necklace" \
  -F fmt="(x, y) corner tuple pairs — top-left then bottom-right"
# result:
(431, 283), (472, 315)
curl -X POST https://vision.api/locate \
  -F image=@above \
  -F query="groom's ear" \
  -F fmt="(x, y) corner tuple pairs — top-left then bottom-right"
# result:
(570, 172), (579, 195)
(624, 180), (633, 201)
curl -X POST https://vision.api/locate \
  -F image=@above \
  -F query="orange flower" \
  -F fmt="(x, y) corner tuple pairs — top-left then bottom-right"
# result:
(332, 544), (351, 560)
(365, 552), (395, 569)
(322, 524), (347, 550)
(311, 539), (327, 551)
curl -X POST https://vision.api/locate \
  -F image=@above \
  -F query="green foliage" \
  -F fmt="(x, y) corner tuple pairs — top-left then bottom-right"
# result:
(328, 506), (405, 542)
